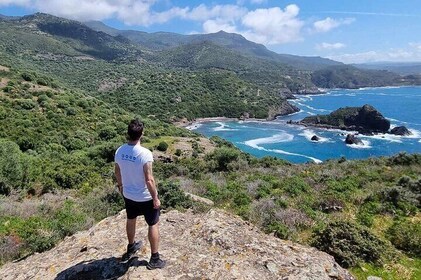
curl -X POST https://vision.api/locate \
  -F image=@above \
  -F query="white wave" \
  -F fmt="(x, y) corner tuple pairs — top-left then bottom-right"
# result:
(347, 139), (372, 149)
(419, 139), (421, 143)
(213, 122), (238, 131)
(283, 109), (303, 117)
(244, 133), (294, 148)
(244, 133), (322, 163)
(408, 129), (421, 138)
(299, 129), (331, 142)
(185, 123), (202, 130)
(293, 102), (330, 113)
(359, 133), (402, 143)
(388, 118), (421, 126)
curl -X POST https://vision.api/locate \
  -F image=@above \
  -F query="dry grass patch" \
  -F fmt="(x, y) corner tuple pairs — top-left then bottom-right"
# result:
(0, 65), (10, 72)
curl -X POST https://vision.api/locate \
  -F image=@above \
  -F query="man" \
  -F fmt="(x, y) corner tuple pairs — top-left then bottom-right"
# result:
(114, 119), (166, 269)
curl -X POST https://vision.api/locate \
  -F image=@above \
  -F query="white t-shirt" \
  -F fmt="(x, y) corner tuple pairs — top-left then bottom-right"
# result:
(115, 143), (154, 202)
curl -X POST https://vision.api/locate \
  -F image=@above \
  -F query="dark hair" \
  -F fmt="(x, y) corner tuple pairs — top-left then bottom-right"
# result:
(127, 119), (144, 141)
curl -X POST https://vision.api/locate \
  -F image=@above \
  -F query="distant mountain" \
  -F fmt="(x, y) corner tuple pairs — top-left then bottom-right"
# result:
(16, 13), (142, 60)
(85, 21), (342, 71)
(311, 65), (402, 88)
(0, 14), (21, 20)
(354, 62), (421, 75)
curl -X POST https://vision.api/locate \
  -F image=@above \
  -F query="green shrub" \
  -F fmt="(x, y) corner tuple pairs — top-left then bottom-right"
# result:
(205, 147), (241, 171)
(21, 72), (34, 82)
(265, 221), (289, 239)
(311, 221), (389, 268)
(282, 176), (310, 197)
(175, 149), (182, 156)
(0, 139), (24, 190)
(157, 141), (169, 152)
(387, 219), (421, 257)
(158, 181), (192, 209)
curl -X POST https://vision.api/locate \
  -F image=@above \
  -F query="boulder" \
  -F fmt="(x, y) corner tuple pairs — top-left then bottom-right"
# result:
(345, 134), (363, 145)
(311, 135), (320, 141)
(390, 126), (412, 136)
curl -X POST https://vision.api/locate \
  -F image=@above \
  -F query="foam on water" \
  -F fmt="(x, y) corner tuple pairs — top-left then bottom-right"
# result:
(186, 123), (202, 130)
(213, 122), (238, 131)
(244, 133), (294, 148)
(290, 101), (329, 113)
(360, 133), (402, 143)
(299, 129), (331, 142)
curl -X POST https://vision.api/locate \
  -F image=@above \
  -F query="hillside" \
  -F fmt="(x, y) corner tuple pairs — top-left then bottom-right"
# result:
(0, 209), (353, 280)
(85, 21), (342, 71)
(0, 13), (298, 120)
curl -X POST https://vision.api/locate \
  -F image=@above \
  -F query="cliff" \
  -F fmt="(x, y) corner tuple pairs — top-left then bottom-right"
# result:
(0, 209), (353, 280)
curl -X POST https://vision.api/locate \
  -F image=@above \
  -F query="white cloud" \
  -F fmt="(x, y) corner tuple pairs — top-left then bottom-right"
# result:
(316, 42), (346, 50)
(328, 43), (421, 63)
(241, 5), (304, 44)
(186, 4), (247, 22)
(203, 19), (238, 34)
(0, 1), (305, 45)
(0, 0), (30, 5)
(313, 17), (354, 33)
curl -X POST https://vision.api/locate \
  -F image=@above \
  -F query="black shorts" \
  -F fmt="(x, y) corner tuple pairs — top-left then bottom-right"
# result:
(123, 197), (160, 226)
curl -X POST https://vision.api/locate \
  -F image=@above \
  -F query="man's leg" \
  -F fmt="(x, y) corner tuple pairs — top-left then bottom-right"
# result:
(126, 218), (137, 244)
(148, 223), (159, 253)
(147, 223), (166, 269)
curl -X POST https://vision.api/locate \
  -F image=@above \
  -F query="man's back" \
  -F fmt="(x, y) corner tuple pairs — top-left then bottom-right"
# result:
(115, 143), (153, 202)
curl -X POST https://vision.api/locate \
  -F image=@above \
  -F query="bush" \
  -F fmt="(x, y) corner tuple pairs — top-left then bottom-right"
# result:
(387, 219), (421, 257)
(21, 72), (34, 82)
(311, 221), (388, 268)
(157, 141), (169, 152)
(158, 181), (192, 209)
(205, 147), (241, 171)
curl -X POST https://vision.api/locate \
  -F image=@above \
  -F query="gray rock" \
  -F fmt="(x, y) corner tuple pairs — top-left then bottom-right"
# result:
(0, 209), (355, 280)
(345, 134), (364, 145)
(311, 135), (320, 141)
(390, 126), (412, 136)
(367, 276), (383, 280)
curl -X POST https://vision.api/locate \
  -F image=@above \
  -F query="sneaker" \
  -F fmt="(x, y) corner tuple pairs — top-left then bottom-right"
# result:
(147, 257), (166, 270)
(121, 241), (141, 262)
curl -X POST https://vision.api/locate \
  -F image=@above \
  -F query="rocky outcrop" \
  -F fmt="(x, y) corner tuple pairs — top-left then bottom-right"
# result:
(0, 209), (354, 280)
(300, 104), (390, 134)
(390, 126), (412, 136)
(268, 100), (300, 120)
(345, 134), (364, 145)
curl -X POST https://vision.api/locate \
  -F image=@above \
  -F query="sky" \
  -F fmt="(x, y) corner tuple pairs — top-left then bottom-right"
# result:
(0, 0), (421, 64)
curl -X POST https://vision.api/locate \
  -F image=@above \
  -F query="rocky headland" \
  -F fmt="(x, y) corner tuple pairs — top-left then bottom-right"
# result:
(299, 104), (390, 134)
(0, 209), (354, 280)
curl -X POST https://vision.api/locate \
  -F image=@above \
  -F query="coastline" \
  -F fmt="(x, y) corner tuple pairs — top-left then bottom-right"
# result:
(174, 116), (270, 128)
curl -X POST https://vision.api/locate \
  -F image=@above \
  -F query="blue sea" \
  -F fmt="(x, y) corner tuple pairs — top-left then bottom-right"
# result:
(189, 87), (421, 163)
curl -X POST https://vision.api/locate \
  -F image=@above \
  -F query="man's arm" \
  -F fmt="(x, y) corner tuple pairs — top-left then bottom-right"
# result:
(115, 163), (123, 193)
(143, 162), (160, 209)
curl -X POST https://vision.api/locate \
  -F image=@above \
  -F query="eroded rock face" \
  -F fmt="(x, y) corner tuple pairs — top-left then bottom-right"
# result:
(0, 209), (354, 280)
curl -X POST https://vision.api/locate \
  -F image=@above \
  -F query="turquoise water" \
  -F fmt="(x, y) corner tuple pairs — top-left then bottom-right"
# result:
(190, 87), (421, 163)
